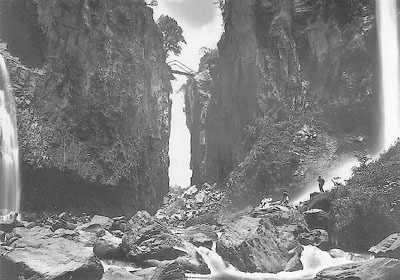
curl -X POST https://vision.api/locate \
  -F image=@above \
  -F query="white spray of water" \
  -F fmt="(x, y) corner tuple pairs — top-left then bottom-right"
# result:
(292, 156), (359, 204)
(0, 54), (21, 213)
(186, 245), (354, 280)
(377, 0), (400, 150)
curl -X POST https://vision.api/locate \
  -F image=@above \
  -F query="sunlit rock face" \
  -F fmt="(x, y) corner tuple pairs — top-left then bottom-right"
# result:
(0, 0), (171, 216)
(186, 0), (378, 205)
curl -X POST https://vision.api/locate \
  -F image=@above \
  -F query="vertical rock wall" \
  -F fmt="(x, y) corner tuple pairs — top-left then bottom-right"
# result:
(0, 0), (171, 216)
(186, 0), (377, 204)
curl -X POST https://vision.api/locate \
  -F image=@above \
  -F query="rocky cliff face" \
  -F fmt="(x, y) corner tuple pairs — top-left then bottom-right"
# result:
(0, 0), (171, 216)
(186, 0), (377, 205)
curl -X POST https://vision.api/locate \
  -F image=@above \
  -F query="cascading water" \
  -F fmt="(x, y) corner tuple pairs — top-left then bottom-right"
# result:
(186, 245), (370, 280)
(377, 0), (400, 150)
(0, 54), (21, 213)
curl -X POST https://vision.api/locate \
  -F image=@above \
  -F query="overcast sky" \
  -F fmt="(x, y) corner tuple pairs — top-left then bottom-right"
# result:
(152, 0), (223, 188)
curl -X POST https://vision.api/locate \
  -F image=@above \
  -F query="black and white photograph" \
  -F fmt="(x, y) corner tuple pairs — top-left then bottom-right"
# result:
(0, 0), (399, 279)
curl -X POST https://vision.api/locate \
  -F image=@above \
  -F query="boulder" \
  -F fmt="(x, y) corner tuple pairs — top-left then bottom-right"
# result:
(216, 216), (297, 273)
(175, 224), (217, 249)
(0, 226), (103, 280)
(298, 229), (330, 249)
(93, 231), (123, 259)
(101, 267), (142, 280)
(369, 233), (400, 259)
(329, 248), (351, 259)
(76, 215), (114, 232)
(315, 258), (400, 280)
(303, 209), (329, 229)
(284, 254), (303, 272)
(121, 211), (185, 262)
(150, 261), (185, 280)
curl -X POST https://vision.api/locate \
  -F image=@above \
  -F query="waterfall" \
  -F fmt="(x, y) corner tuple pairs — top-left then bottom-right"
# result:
(377, 0), (400, 150)
(0, 54), (21, 213)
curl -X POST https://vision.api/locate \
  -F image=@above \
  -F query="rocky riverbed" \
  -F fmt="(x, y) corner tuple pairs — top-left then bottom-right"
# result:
(1, 184), (400, 280)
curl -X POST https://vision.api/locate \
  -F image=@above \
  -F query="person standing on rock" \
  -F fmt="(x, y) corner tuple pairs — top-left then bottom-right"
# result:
(317, 176), (325, 192)
(281, 190), (289, 205)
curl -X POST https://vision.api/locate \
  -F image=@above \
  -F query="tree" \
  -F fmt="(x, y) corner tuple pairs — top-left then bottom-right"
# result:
(157, 15), (186, 56)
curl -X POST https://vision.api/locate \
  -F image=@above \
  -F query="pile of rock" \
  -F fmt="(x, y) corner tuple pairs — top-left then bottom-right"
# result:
(155, 183), (226, 227)
(0, 189), (314, 280)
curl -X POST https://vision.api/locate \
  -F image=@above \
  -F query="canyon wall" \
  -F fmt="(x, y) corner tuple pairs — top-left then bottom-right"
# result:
(186, 0), (377, 206)
(0, 0), (171, 216)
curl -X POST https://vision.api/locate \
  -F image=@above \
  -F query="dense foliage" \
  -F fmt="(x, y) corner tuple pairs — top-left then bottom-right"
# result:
(328, 142), (400, 250)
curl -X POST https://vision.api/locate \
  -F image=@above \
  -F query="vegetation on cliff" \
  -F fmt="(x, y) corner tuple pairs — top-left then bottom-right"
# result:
(328, 142), (400, 250)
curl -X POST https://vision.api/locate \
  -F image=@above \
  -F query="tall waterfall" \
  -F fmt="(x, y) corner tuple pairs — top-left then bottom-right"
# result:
(377, 0), (400, 150)
(0, 54), (21, 213)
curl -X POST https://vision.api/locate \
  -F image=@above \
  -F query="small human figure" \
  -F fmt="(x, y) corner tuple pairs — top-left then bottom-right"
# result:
(281, 190), (289, 205)
(260, 194), (272, 209)
(317, 176), (325, 192)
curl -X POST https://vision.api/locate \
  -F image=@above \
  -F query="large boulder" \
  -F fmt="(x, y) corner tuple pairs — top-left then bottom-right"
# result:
(369, 233), (400, 259)
(175, 224), (218, 249)
(93, 231), (123, 259)
(76, 215), (114, 232)
(0, 226), (103, 280)
(121, 211), (185, 263)
(150, 261), (185, 280)
(315, 258), (400, 280)
(216, 216), (298, 273)
(303, 209), (329, 230)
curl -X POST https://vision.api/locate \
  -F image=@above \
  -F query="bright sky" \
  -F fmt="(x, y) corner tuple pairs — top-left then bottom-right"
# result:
(152, 0), (223, 188)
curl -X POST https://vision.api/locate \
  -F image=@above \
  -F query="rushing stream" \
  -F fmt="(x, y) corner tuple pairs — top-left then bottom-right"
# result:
(0, 54), (21, 213)
(186, 245), (372, 280)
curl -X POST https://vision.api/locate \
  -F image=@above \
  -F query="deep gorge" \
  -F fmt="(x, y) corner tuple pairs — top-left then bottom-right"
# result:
(2, 0), (400, 279)
(185, 0), (379, 206)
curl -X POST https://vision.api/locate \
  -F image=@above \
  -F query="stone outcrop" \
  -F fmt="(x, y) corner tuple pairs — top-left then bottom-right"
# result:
(0, 226), (104, 280)
(369, 233), (400, 259)
(315, 258), (400, 280)
(216, 206), (305, 273)
(121, 211), (185, 262)
(0, 0), (171, 216)
(185, 0), (376, 206)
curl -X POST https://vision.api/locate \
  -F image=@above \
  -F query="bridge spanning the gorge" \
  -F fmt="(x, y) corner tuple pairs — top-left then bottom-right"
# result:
(167, 60), (196, 77)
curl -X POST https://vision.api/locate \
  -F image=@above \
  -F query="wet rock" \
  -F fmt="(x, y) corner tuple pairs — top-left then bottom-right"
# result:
(101, 267), (141, 280)
(315, 258), (400, 280)
(150, 261), (185, 280)
(121, 211), (185, 262)
(284, 253), (303, 272)
(298, 229), (329, 249)
(0, 226), (103, 280)
(216, 216), (297, 273)
(303, 209), (329, 229)
(176, 224), (217, 249)
(369, 233), (400, 259)
(329, 248), (351, 259)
